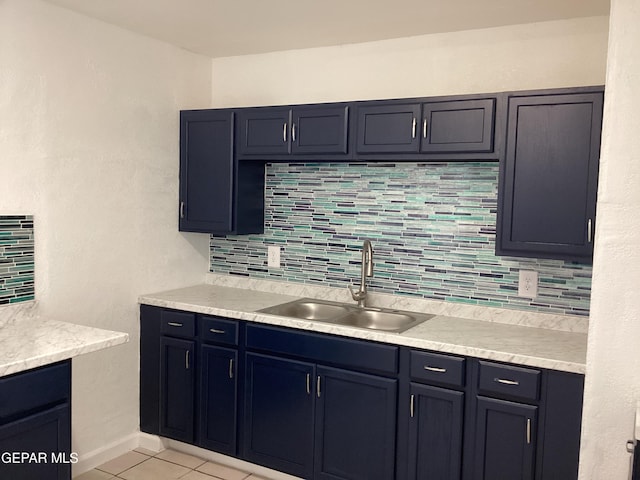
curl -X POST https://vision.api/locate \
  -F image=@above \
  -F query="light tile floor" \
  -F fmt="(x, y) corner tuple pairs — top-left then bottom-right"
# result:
(74, 448), (272, 480)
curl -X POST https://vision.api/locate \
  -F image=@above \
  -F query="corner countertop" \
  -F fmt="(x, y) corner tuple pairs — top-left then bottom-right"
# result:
(0, 302), (129, 378)
(138, 282), (588, 374)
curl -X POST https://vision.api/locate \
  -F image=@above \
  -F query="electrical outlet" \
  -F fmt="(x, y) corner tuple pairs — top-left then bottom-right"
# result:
(267, 246), (281, 268)
(518, 270), (538, 298)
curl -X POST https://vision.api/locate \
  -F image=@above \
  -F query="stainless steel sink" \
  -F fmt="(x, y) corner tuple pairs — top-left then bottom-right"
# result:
(258, 298), (433, 333)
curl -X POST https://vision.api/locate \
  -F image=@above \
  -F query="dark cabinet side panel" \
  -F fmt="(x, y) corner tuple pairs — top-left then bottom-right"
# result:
(140, 305), (161, 435)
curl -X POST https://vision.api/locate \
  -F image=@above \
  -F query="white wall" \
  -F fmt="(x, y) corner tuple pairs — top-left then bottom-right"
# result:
(579, 0), (640, 478)
(211, 16), (608, 107)
(0, 0), (212, 466)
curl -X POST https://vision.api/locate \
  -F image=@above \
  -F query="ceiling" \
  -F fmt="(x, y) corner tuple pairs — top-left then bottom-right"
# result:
(43, 0), (610, 58)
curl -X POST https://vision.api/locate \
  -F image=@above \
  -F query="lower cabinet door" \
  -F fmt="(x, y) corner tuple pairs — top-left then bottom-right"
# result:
(159, 337), (195, 443)
(408, 383), (464, 480)
(0, 403), (71, 480)
(199, 345), (238, 456)
(474, 397), (537, 480)
(244, 353), (315, 479)
(314, 366), (397, 480)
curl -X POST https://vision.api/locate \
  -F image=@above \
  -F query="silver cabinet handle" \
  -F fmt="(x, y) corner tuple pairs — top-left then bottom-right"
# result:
(306, 373), (311, 395)
(167, 322), (183, 327)
(526, 418), (531, 444)
(411, 117), (417, 138)
(423, 118), (428, 138)
(424, 366), (447, 373)
(185, 350), (190, 370)
(283, 122), (287, 143)
(317, 376), (321, 398)
(292, 123), (297, 143)
(495, 378), (520, 386)
(229, 358), (234, 379)
(588, 218), (593, 243)
(410, 394), (415, 418)
(180, 201), (185, 219)
(209, 328), (225, 334)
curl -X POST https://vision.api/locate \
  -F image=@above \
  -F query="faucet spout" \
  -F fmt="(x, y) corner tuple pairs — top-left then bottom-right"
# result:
(349, 240), (374, 307)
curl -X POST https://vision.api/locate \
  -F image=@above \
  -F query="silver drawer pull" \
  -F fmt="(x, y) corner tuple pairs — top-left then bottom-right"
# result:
(167, 322), (183, 327)
(209, 328), (225, 334)
(410, 394), (415, 418)
(229, 358), (234, 379)
(185, 350), (190, 369)
(411, 117), (417, 138)
(306, 373), (311, 395)
(283, 122), (287, 142)
(424, 366), (447, 373)
(495, 378), (520, 386)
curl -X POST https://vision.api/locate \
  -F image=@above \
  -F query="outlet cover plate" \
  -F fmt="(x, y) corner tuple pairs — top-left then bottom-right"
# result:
(267, 246), (281, 268)
(518, 270), (538, 298)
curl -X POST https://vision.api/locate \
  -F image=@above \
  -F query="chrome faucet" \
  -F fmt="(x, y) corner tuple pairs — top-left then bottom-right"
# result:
(349, 240), (374, 307)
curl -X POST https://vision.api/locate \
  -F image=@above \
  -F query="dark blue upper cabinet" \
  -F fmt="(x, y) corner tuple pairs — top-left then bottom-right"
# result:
(237, 108), (292, 155)
(421, 99), (495, 153)
(292, 106), (348, 155)
(356, 104), (422, 154)
(237, 105), (349, 158)
(179, 109), (264, 235)
(496, 91), (603, 262)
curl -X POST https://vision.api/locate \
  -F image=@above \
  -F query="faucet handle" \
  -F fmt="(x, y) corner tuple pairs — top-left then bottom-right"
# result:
(348, 285), (366, 301)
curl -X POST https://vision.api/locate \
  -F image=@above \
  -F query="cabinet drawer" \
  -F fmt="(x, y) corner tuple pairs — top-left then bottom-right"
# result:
(478, 361), (540, 401)
(160, 310), (195, 338)
(410, 351), (465, 388)
(0, 361), (70, 421)
(246, 324), (398, 375)
(200, 316), (238, 345)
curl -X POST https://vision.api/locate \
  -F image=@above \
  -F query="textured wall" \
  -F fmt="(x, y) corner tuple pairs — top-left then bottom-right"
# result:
(579, 1), (640, 478)
(211, 16), (608, 107)
(0, 0), (211, 469)
(210, 162), (592, 316)
(0, 216), (34, 304)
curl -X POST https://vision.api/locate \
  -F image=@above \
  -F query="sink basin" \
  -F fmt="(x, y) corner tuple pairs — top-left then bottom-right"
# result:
(338, 310), (417, 331)
(260, 300), (349, 321)
(258, 298), (433, 333)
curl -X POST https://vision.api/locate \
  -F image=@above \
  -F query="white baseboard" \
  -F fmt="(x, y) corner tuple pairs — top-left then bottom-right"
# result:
(71, 431), (142, 477)
(72, 431), (300, 480)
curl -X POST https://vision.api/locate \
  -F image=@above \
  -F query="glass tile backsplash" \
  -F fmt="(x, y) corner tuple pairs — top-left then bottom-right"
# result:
(210, 163), (592, 316)
(0, 215), (34, 305)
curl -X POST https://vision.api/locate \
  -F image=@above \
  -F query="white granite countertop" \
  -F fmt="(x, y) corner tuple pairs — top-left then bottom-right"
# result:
(0, 302), (129, 377)
(139, 281), (588, 374)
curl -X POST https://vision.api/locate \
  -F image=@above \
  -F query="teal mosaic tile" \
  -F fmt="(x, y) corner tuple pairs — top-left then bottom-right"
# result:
(0, 215), (34, 305)
(210, 163), (592, 317)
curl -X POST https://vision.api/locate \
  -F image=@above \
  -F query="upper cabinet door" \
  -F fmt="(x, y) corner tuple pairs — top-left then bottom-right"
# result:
(179, 110), (234, 233)
(497, 92), (603, 261)
(237, 108), (292, 155)
(356, 104), (421, 153)
(420, 99), (495, 153)
(291, 106), (348, 154)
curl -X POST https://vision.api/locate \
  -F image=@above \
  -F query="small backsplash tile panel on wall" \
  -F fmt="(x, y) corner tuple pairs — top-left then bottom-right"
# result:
(210, 163), (592, 317)
(0, 215), (35, 305)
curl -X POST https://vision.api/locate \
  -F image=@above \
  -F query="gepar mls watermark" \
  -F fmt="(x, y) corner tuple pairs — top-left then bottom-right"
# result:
(1, 451), (78, 464)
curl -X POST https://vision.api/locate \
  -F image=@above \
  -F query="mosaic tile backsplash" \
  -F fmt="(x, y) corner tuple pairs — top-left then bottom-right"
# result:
(0, 215), (34, 305)
(210, 163), (592, 317)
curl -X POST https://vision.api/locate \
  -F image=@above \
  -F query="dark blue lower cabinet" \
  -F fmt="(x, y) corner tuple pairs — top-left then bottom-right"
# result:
(199, 345), (238, 455)
(474, 397), (537, 480)
(159, 337), (195, 443)
(314, 366), (397, 480)
(0, 403), (71, 480)
(407, 383), (464, 480)
(244, 353), (315, 479)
